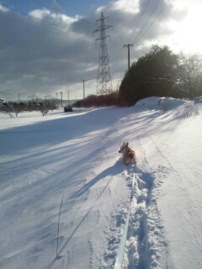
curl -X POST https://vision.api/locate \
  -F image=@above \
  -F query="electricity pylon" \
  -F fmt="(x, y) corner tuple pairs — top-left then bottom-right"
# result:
(93, 12), (112, 95)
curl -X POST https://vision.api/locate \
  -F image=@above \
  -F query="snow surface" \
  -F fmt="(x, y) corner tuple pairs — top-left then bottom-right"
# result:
(0, 97), (202, 269)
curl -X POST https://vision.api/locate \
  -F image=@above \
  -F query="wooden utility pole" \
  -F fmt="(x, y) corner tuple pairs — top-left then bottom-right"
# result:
(67, 91), (70, 106)
(82, 80), (86, 99)
(124, 44), (133, 71)
(60, 92), (63, 107)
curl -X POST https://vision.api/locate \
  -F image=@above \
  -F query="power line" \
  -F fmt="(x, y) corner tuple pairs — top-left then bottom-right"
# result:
(129, 0), (150, 42)
(107, 0), (162, 76)
(132, 0), (160, 45)
(133, 1), (165, 46)
(1, 0), (169, 96)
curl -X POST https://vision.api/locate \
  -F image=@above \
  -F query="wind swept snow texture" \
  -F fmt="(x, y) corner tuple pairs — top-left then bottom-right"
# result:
(0, 98), (202, 269)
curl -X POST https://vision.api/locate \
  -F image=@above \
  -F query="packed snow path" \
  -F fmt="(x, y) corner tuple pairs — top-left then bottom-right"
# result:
(0, 97), (202, 269)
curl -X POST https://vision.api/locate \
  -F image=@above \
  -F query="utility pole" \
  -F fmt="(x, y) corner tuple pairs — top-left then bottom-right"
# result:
(124, 44), (133, 71)
(60, 91), (63, 107)
(82, 80), (85, 99)
(67, 91), (70, 106)
(93, 12), (113, 95)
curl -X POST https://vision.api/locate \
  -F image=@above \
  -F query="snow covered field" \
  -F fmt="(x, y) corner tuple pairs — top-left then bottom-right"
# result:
(0, 97), (202, 269)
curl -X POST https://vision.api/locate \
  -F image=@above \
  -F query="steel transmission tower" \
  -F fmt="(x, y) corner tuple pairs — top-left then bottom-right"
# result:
(93, 12), (112, 95)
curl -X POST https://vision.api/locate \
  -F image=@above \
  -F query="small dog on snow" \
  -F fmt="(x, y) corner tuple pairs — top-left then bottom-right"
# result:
(119, 142), (136, 165)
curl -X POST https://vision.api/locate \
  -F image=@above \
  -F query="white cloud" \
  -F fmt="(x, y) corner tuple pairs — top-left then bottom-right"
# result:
(28, 8), (77, 31)
(112, 0), (139, 13)
(0, 0), (202, 101)
(0, 4), (9, 13)
(29, 9), (51, 20)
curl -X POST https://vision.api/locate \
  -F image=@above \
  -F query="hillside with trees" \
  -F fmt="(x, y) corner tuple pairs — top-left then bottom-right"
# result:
(118, 45), (202, 106)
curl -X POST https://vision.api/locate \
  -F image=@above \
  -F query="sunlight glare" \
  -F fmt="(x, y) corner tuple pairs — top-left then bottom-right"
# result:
(171, 5), (202, 54)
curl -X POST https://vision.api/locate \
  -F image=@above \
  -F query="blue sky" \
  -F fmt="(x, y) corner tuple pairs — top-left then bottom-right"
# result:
(0, 0), (202, 101)
(4, 0), (110, 16)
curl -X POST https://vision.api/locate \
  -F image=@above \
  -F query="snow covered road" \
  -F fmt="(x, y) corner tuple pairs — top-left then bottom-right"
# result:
(0, 98), (202, 269)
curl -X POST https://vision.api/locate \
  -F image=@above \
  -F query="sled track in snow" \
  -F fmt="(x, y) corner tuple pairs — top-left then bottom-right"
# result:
(113, 167), (155, 269)
(107, 135), (170, 269)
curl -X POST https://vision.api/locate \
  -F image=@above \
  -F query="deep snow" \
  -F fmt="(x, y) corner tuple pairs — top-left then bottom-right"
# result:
(0, 97), (202, 269)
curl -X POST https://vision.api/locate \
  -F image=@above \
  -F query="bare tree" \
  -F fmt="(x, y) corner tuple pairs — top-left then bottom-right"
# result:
(38, 96), (57, 116)
(0, 102), (26, 117)
(179, 54), (202, 98)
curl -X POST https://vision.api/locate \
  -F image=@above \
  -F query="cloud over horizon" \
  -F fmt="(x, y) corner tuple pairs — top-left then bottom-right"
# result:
(0, 0), (201, 101)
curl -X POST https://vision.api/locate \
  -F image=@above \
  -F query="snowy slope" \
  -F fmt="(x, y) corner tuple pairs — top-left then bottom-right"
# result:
(0, 98), (202, 269)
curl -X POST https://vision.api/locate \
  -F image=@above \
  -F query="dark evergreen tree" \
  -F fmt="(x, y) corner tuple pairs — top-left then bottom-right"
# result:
(119, 45), (181, 106)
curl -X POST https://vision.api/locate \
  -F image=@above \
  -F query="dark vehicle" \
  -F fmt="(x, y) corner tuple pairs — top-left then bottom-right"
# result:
(64, 106), (73, 112)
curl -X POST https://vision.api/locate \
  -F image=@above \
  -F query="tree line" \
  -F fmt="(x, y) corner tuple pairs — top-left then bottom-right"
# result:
(73, 45), (202, 107)
(118, 45), (202, 106)
(0, 98), (57, 117)
(1, 45), (201, 111)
